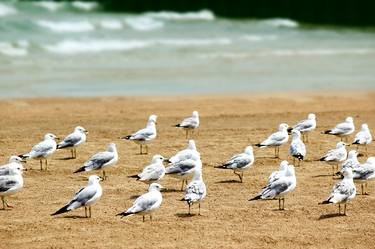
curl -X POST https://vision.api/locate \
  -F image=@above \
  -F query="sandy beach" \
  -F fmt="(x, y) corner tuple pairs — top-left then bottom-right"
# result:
(1, 92), (375, 249)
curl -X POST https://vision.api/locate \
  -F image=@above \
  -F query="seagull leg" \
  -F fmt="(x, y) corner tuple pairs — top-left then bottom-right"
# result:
(45, 159), (48, 171)
(365, 183), (369, 195)
(365, 145), (368, 157)
(150, 214), (152, 221)
(361, 184), (364, 195)
(181, 180), (185, 191)
(4, 198), (13, 208)
(89, 207), (92, 218)
(146, 145), (149, 154)
(278, 198), (281, 210)
(234, 171), (242, 182)
(143, 215), (145, 222)
(85, 207), (88, 218)
(282, 198), (285, 210)
(198, 203), (201, 216)
(40, 160), (43, 171)
(74, 149), (77, 159)
(140, 145), (142, 155)
(293, 157), (296, 166)
(185, 130), (188, 139)
(102, 171), (106, 181)
(188, 204), (191, 215)
(344, 204), (347, 216)
(1, 197), (5, 210)
(274, 148), (277, 158)
(339, 204), (341, 215)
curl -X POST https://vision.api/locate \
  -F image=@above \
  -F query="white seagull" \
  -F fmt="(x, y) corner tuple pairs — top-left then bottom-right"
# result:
(249, 165), (296, 210)
(255, 123), (289, 158)
(0, 164), (24, 209)
(289, 130), (306, 166)
(122, 115), (157, 155)
(319, 142), (348, 176)
(51, 175), (102, 218)
(288, 113), (316, 142)
(268, 160), (290, 184)
(0, 156), (25, 176)
(57, 126), (88, 159)
(320, 168), (356, 215)
(175, 111), (200, 138)
(165, 158), (202, 191)
(323, 117), (355, 142)
(181, 167), (206, 215)
(167, 140), (200, 164)
(339, 150), (360, 174)
(20, 133), (58, 171)
(129, 155), (166, 185)
(117, 183), (163, 222)
(74, 143), (118, 180)
(215, 146), (254, 182)
(352, 124), (372, 156)
(352, 157), (375, 195)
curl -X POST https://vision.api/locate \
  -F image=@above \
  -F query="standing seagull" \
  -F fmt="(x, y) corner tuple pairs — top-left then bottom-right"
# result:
(117, 183), (163, 222)
(289, 130), (306, 166)
(165, 158), (202, 191)
(0, 165), (24, 209)
(288, 113), (316, 142)
(339, 150), (360, 174)
(74, 143), (118, 180)
(57, 126), (88, 159)
(20, 133), (58, 171)
(319, 142), (348, 176)
(352, 157), (375, 195)
(249, 165), (296, 210)
(167, 140), (200, 164)
(323, 117), (355, 142)
(129, 155), (166, 185)
(215, 146), (254, 182)
(122, 115), (157, 155)
(320, 168), (356, 216)
(352, 124), (372, 156)
(175, 111), (200, 139)
(268, 160), (290, 184)
(255, 123), (289, 158)
(182, 167), (206, 215)
(51, 175), (102, 218)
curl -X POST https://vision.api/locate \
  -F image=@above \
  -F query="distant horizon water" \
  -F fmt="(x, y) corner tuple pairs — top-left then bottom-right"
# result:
(1, 1), (375, 99)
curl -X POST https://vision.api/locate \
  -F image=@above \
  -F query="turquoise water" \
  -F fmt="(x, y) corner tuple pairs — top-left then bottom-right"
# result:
(1, 1), (375, 98)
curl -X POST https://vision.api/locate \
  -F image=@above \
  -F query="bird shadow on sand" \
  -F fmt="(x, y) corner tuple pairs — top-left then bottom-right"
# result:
(215, 180), (241, 184)
(312, 174), (335, 178)
(58, 215), (89, 219)
(57, 157), (74, 161)
(161, 189), (183, 193)
(318, 213), (346, 220)
(175, 213), (198, 218)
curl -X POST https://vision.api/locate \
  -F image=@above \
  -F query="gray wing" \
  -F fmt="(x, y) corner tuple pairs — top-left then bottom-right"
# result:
(128, 193), (159, 214)
(0, 177), (17, 192)
(289, 140), (306, 157)
(131, 128), (154, 141)
(294, 119), (314, 131)
(30, 141), (55, 157)
(165, 160), (196, 175)
(261, 180), (290, 199)
(179, 117), (198, 128)
(84, 152), (113, 170)
(0, 167), (12, 176)
(353, 167), (375, 180)
(225, 154), (251, 169)
(58, 133), (81, 148)
(69, 186), (97, 206)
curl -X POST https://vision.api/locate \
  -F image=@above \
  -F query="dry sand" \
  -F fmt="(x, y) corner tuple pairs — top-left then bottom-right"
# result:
(1, 92), (375, 249)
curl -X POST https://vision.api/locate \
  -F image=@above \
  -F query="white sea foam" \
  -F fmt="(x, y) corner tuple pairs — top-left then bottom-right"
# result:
(0, 2), (17, 17)
(0, 42), (28, 57)
(33, 1), (64, 12)
(36, 20), (95, 33)
(241, 35), (278, 42)
(159, 38), (232, 46)
(125, 16), (164, 31)
(71, 1), (98, 11)
(145, 9), (215, 21)
(100, 20), (123, 30)
(262, 18), (299, 28)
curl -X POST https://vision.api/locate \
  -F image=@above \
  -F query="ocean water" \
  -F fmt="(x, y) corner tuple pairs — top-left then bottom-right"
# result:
(1, 1), (375, 98)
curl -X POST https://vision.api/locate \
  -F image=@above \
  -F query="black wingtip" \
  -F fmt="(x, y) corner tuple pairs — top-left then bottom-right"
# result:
(51, 205), (69, 216)
(116, 212), (132, 217)
(128, 175), (140, 180)
(73, 167), (85, 173)
(319, 157), (326, 161)
(214, 165), (227, 169)
(319, 200), (331, 205)
(121, 135), (131, 140)
(18, 154), (27, 159)
(352, 141), (359, 145)
(175, 124), (181, 127)
(254, 143), (262, 148)
(322, 130), (331, 134)
(248, 195), (262, 201)
(287, 127), (293, 134)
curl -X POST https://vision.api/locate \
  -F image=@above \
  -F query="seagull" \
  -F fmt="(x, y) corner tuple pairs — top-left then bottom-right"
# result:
(319, 142), (348, 176)
(323, 117), (355, 142)
(352, 157), (375, 195)
(122, 115), (157, 155)
(352, 124), (372, 156)
(181, 167), (206, 215)
(165, 158), (202, 191)
(51, 175), (102, 218)
(57, 126), (88, 159)
(255, 123), (289, 158)
(287, 113), (316, 142)
(20, 133), (58, 171)
(129, 155), (166, 185)
(167, 140), (200, 164)
(0, 164), (23, 209)
(249, 165), (296, 210)
(320, 168), (356, 216)
(74, 143), (118, 180)
(289, 130), (306, 166)
(215, 146), (254, 182)
(339, 150), (360, 174)
(0, 156), (25, 176)
(117, 183), (163, 222)
(175, 111), (200, 139)
(268, 160), (290, 184)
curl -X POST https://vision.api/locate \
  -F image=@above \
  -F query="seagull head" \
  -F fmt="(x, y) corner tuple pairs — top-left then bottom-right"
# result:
(187, 140), (196, 150)
(345, 117), (354, 123)
(244, 146), (253, 155)
(342, 168), (354, 179)
(361, 123), (369, 131)
(44, 133), (58, 141)
(149, 183), (164, 192)
(107, 143), (117, 152)
(75, 126), (88, 134)
(148, 115), (158, 124)
(151, 154), (165, 163)
(291, 129), (301, 139)
(347, 150), (358, 159)
(278, 123), (289, 132)
(336, 141), (347, 148)
(308, 113), (316, 120)
(88, 175), (101, 185)
(192, 111), (199, 118)
(280, 160), (289, 171)
(8, 155), (26, 164)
